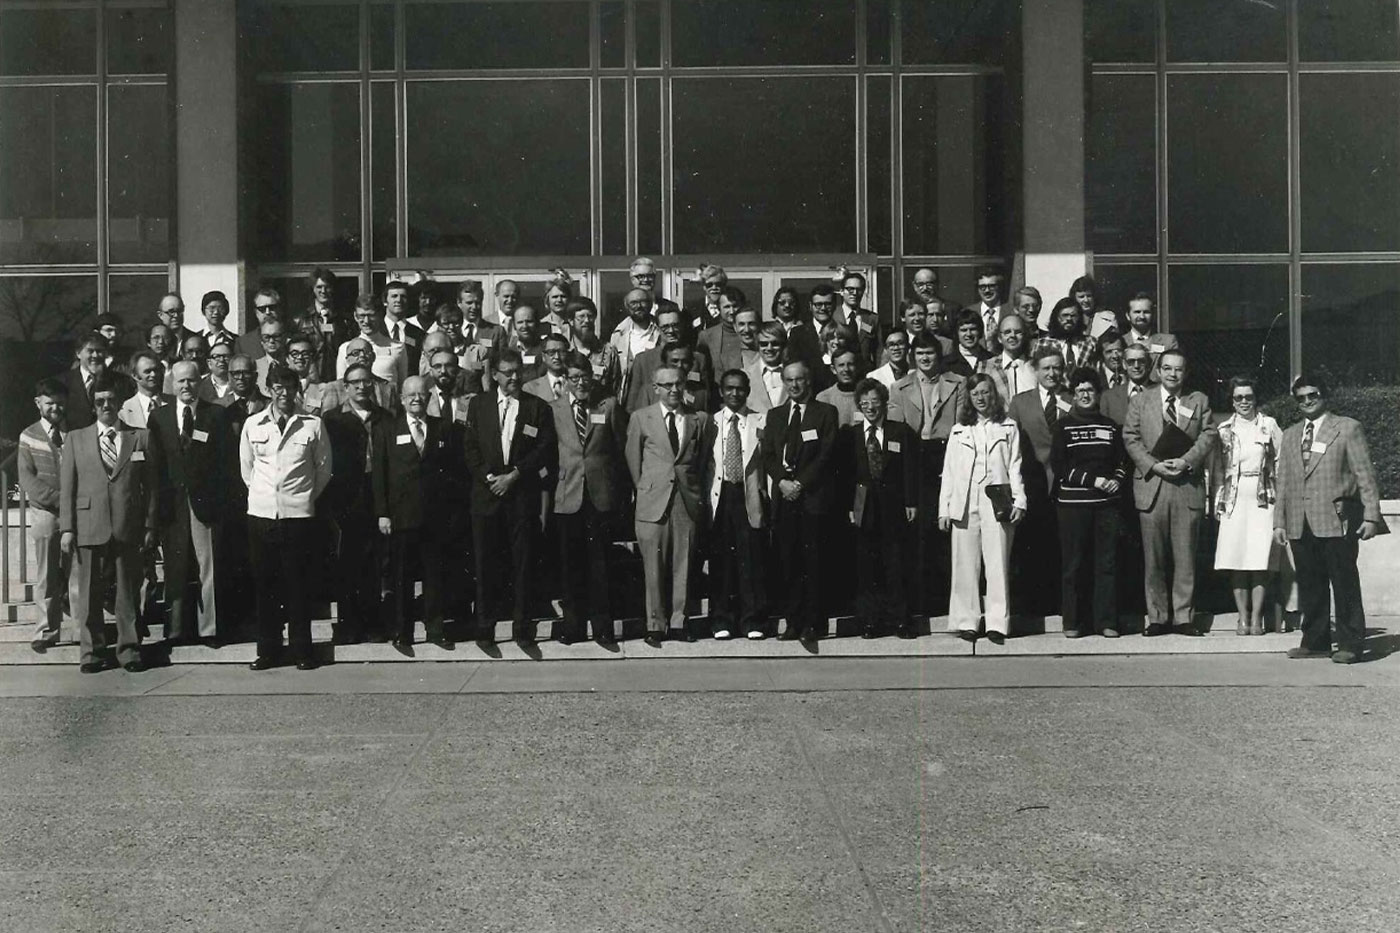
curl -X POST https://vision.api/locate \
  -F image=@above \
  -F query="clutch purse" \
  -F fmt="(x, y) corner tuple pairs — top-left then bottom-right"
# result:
(984, 483), (1015, 522)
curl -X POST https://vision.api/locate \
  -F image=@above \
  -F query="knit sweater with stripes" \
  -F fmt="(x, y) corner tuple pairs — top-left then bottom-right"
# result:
(1049, 410), (1127, 507)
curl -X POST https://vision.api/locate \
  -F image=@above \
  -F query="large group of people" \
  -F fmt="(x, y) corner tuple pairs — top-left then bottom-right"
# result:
(14, 260), (1387, 672)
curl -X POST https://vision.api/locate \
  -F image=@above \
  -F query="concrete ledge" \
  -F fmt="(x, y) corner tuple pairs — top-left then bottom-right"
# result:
(974, 631), (1296, 656)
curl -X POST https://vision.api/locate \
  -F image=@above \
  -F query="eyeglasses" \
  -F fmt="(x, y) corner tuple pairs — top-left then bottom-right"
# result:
(210, 352), (232, 360)
(345, 379), (374, 388)
(565, 372), (590, 383)
(230, 369), (256, 377)
(841, 286), (861, 293)
(655, 381), (681, 390)
(1232, 393), (1256, 402)
(287, 350), (313, 360)
(1294, 390), (1321, 402)
(269, 384), (294, 395)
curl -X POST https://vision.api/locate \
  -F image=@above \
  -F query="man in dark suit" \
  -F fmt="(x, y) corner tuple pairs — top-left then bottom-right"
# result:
(463, 349), (557, 645)
(550, 354), (629, 645)
(157, 292), (197, 348)
(59, 373), (159, 673)
(773, 289), (823, 372)
(698, 286), (752, 375)
(62, 333), (115, 430)
(147, 361), (232, 647)
(969, 266), (1012, 353)
(1274, 373), (1387, 664)
(373, 375), (453, 651)
(624, 308), (714, 413)
(947, 308), (992, 378)
(762, 361), (839, 644)
(626, 365), (710, 645)
(1123, 348), (1217, 636)
(236, 288), (285, 359)
(1008, 345), (1072, 618)
(704, 369), (768, 640)
(847, 379), (919, 638)
(836, 272), (881, 365)
(1100, 343), (1156, 426)
(383, 280), (426, 375)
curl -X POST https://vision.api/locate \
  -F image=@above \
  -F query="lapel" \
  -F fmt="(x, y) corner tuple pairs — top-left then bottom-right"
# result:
(898, 378), (923, 430)
(1142, 387), (1164, 442)
(1305, 417), (1341, 479)
(110, 425), (135, 478)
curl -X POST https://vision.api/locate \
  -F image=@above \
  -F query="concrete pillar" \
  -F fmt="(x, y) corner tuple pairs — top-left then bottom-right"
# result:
(1021, 0), (1089, 307)
(173, 0), (243, 330)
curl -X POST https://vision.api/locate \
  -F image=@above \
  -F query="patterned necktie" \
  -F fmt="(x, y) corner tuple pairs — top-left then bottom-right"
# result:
(867, 425), (885, 481)
(1005, 360), (1018, 396)
(1044, 393), (1057, 428)
(51, 426), (62, 449)
(665, 411), (678, 454)
(1301, 419), (1314, 465)
(99, 428), (117, 475)
(1165, 395), (1178, 427)
(180, 405), (193, 448)
(1130, 384), (1143, 396)
(574, 400), (589, 443)
(1111, 372), (1123, 388)
(723, 414), (743, 483)
(411, 418), (425, 453)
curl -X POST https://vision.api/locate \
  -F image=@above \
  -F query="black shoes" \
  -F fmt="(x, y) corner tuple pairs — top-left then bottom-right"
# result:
(123, 660), (146, 673)
(861, 627), (880, 640)
(1332, 649), (1361, 664)
(777, 628), (801, 641)
(1143, 623), (1170, 637)
(392, 638), (414, 657)
(1286, 646), (1331, 660)
(295, 658), (318, 671)
(985, 631), (1005, 645)
(895, 625), (916, 640)
(643, 633), (664, 648)
(957, 630), (979, 642)
(79, 660), (108, 674)
(249, 656), (277, 671)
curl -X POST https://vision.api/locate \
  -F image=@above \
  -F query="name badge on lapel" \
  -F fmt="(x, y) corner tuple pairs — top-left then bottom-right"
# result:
(191, 429), (209, 443)
(801, 429), (818, 442)
(592, 362), (607, 376)
(1150, 343), (1166, 354)
(522, 423), (538, 438)
(522, 354), (537, 364)
(396, 434), (412, 445)
(1310, 441), (1327, 455)
(320, 322), (336, 334)
(590, 413), (607, 424)
(480, 337), (494, 349)
(687, 371), (702, 384)
(1056, 398), (1072, 412)
(1177, 404), (1194, 419)
(888, 440), (902, 453)
(403, 335), (417, 348)
(858, 320), (873, 333)
(130, 450), (146, 462)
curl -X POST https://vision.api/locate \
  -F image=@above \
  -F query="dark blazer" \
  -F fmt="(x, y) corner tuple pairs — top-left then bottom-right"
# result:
(551, 394), (630, 514)
(386, 317), (427, 375)
(1008, 387), (1072, 494)
(462, 390), (557, 516)
(236, 329), (265, 360)
(1100, 382), (1154, 426)
(59, 423), (159, 546)
(945, 345), (991, 379)
(761, 398), (839, 515)
(372, 411), (451, 532)
(624, 346), (717, 414)
(783, 321), (825, 372)
(61, 367), (131, 430)
(147, 400), (233, 527)
(848, 419), (919, 526)
(837, 307), (881, 364)
(322, 403), (393, 516)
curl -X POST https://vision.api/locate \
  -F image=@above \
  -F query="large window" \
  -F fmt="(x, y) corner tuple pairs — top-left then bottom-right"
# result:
(1085, 0), (1400, 400)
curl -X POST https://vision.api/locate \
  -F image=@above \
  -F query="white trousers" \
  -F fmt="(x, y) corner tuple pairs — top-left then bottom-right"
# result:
(947, 486), (1015, 635)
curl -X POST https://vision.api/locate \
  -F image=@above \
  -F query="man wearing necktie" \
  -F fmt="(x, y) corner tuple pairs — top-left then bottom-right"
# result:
(705, 370), (768, 640)
(1123, 349), (1218, 636)
(550, 355), (629, 645)
(60, 374), (158, 673)
(524, 333), (572, 403)
(383, 280), (426, 375)
(19, 377), (78, 652)
(1008, 346), (1072, 618)
(987, 315), (1035, 404)
(626, 365), (709, 646)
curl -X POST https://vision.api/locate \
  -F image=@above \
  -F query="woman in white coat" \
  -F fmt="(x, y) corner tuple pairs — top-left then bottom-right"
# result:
(938, 373), (1027, 643)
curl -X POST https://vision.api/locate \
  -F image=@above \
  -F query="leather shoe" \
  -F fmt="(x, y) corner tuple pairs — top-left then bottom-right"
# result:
(985, 631), (1005, 645)
(79, 660), (107, 674)
(428, 633), (454, 650)
(295, 658), (318, 671)
(122, 660), (146, 673)
(643, 633), (663, 648)
(1101, 628), (1120, 639)
(1063, 629), (1086, 639)
(1143, 623), (1169, 637)
(392, 639), (414, 657)
(556, 632), (576, 646)
(683, 630), (697, 643)
(956, 629), (978, 642)
(861, 627), (879, 639)
(249, 656), (277, 671)
(31, 639), (57, 654)
(1331, 649), (1360, 664)
(799, 628), (819, 646)
(1287, 646), (1331, 660)
(895, 625), (916, 640)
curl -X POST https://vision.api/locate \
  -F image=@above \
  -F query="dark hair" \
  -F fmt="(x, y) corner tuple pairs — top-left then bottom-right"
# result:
(975, 266), (1004, 283)
(1228, 374), (1258, 394)
(809, 283), (837, 301)
(910, 332), (943, 355)
(842, 271), (867, 290)
(563, 351), (593, 374)
(1068, 366), (1103, 393)
(900, 298), (926, 318)
(1069, 275), (1098, 299)
(1046, 297), (1083, 339)
(147, 322), (173, 341)
(286, 333), (315, 352)
(494, 348), (523, 371)
(1159, 347), (1188, 368)
(1128, 291), (1155, 308)
(854, 377), (888, 407)
(200, 290), (229, 313)
(957, 373), (1006, 424)
(355, 292), (379, 312)
(383, 280), (409, 296)
(720, 368), (750, 388)
(1291, 372), (1328, 397)
(129, 349), (161, 372)
(34, 376), (68, 399)
(720, 285), (748, 309)
(456, 279), (484, 299)
(75, 332), (109, 354)
(91, 371), (127, 400)
(954, 308), (983, 331)
(311, 267), (336, 287)
(1097, 327), (1124, 350)
(182, 332), (210, 352)
(1030, 344), (1065, 367)
(409, 280), (436, 306)
(543, 332), (570, 349)
(565, 296), (598, 318)
(343, 362), (372, 384)
(758, 321), (788, 345)
(771, 286), (801, 317)
(94, 312), (122, 330)
(660, 341), (693, 363)
(264, 363), (300, 394)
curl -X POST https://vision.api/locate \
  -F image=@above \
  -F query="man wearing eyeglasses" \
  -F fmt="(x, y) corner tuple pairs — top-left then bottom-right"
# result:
(1275, 374), (1386, 664)
(622, 307), (713, 414)
(1101, 343), (1156, 426)
(970, 267), (1011, 354)
(237, 288), (285, 359)
(524, 332), (573, 403)
(253, 319), (290, 389)
(200, 342), (236, 404)
(836, 272), (881, 365)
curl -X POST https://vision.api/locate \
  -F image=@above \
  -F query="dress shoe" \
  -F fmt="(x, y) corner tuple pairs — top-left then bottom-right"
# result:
(392, 639), (414, 657)
(683, 629), (697, 643)
(1331, 650), (1360, 664)
(366, 632), (389, 644)
(201, 637), (223, 650)
(643, 633), (663, 648)
(1143, 623), (1169, 637)
(428, 633), (454, 650)
(123, 660), (146, 673)
(712, 629), (732, 640)
(556, 633), (576, 646)
(295, 658), (318, 671)
(249, 656), (277, 671)
(595, 632), (616, 647)
(746, 630), (765, 641)
(332, 630), (362, 646)
(30, 639), (57, 654)
(896, 625), (916, 640)
(1101, 628), (1120, 639)
(799, 628), (819, 646)
(956, 629), (978, 642)
(79, 660), (107, 674)
(1063, 629), (1086, 639)
(985, 631), (1005, 645)
(1286, 646), (1330, 660)
(861, 627), (879, 639)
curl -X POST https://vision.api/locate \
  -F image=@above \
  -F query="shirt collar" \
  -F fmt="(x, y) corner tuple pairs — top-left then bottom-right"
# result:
(40, 417), (58, 435)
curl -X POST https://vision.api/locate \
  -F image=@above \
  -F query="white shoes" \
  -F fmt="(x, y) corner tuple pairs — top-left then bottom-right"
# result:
(713, 629), (731, 640)
(746, 631), (764, 640)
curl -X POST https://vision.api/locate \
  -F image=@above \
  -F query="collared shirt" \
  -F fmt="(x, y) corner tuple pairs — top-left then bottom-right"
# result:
(407, 414), (426, 450)
(206, 375), (232, 399)
(239, 409), (331, 520)
(958, 347), (982, 371)
(136, 391), (161, 420)
(716, 408), (750, 479)
(627, 320), (657, 360)
(1160, 385), (1185, 425)
(1128, 328), (1154, 347)
(917, 374), (940, 440)
(177, 400), (197, 436)
(548, 373), (565, 399)
(39, 417), (61, 446)
(860, 415), (884, 451)
(761, 365), (785, 406)
(969, 416), (996, 484)
(498, 393), (518, 459)
(659, 402), (687, 451)
(1000, 352), (1027, 397)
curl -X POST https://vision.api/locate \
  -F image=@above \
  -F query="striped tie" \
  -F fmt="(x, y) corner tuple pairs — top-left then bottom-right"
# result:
(100, 428), (117, 476)
(574, 400), (589, 443)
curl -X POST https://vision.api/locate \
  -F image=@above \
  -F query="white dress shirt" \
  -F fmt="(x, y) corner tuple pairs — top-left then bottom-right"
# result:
(498, 393), (518, 460)
(659, 403), (687, 450)
(999, 352), (1029, 397)
(761, 365), (786, 406)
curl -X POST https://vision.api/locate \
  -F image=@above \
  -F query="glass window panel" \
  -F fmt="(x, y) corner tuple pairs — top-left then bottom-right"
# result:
(636, 79), (662, 254)
(913, 265), (1002, 312)
(682, 274), (766, 315)
(1167, 75), (1287, 254)
(874, 266), (894, 323)
(1299, 0), (1399, 62)
(107, 6), (173, 75)
(0, 274), (99, 344)
(1086, 74), (1156, 255)
(1085, 0), (1155, 63)
(673, 77), (856, 253)
(672, 0), (854, 67)
(868, 76), (892, 256)
(1166, 264), (1290, 405)
(1166, 0), (1285, 62)
(598, 269), (636, 341)
(371, 82), (397, 261)
(108, 273), (171, 338)
(902, 76), (1008, 256)
(108, 85), (171, 265)
(405, 80), (591, 255)
(371, 3), (396, 70)
(252, 83), (362, 263)
(1091, 263), (1158, 323)
(1302, 264), (1400, 387)
(247, 3), (360, 73)
(601, 80), (627, 255)
(636, 0), (660, 67)
(600, 1), (626, 68)
(405, 2), (590, 70)
(1301, 74), (1400, 254)
(866, 0), (891, 65)
(256, 272), (361, 323)
(0, 87), (97, 265)
(0, 8), (96, 76)
(900, 0), (1016, 66)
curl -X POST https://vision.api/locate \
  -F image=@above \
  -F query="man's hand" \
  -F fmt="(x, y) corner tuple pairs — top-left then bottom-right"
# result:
(143, 530), (157, 551)
(848, 510), (855, 524)
(60, 532), (75, 555)
(778, 479), (800, 501)
(487, 469), (518, 497)
(905, 506), (917, 523)
(937, 516), (952, 532)
(1095, 477), (1121, 494)
(1359, 520), (1380, 541)
(1273, 528), (1289, 548)
(1009, 507), (1025, 525)
(378, 517), (392, 536)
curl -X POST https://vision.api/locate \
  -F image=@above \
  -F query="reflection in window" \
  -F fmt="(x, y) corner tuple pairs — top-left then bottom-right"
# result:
(1086, 74), (1156, 255)
(255, 273), (362, 321)
(0, 275), (98, 344)
(868, 76), (892, 256)
(371, 3), (396, 70)
(900, 0), (1016, 66)
(636, 79), (662, 254)
(252, 83), (363, 263)
(1166, 0), (1285, 62)
(405, 2), (590, 70)
(671, 0), (855, 67)
(405, 80), (591, 255)
(0, 87), (97, 265)
(109, 274), (172, 336)
(1302, 264), (1400, 387)
(672, 77), (856, 253)
(601, 80), (627, 255)
(1300, 74), (1400, 253)
(1085, 0), (1155, 63)
(108, 85), (171, 265)
(107, 6), (172, 75)
(245, 3), (361, 73)
(1299, 0), (1400, 62)
(902, 76), (1007, 257)
(371, 83), (397, 260)
(1167, 264), (1290, 404)
(1093, 264), (1159, 321)
(0, 8), (96, 76)
(1167, 75), (1287, 254)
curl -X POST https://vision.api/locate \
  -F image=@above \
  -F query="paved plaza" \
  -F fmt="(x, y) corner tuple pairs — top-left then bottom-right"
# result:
(3, 654), (1399, 932)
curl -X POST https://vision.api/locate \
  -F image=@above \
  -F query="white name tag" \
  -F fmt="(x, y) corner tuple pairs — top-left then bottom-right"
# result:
(454, 412), (468, 423)
(1177, 404), (1194, 418)
(1056, 398), (1072, 412)
(801, 429), (818, 442)
(403, 336), (417, 347)
(479, 337), (493, 348)
(859, 320), (873, 333)
(539, 467), (549, 479)
(191, 429), (209, 443)
(687, 371), (701, 383)
(1311, 441), (1327, 454)
(692, 317), (704, 330)
(592, 362), (606, 375)
(522, 354), (537, 364)
(522, 423), (538, 438)
(130, 450), (146, 461)
(590, 413), (607, 424)
(888, 440), (902, 453)
(320, 323), (336, 334)
(1149, 343), (1166, 354)
(396, 434), (411, 445)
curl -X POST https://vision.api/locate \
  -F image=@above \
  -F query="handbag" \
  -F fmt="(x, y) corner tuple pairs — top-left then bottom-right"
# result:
(984, 483), (1015, 522)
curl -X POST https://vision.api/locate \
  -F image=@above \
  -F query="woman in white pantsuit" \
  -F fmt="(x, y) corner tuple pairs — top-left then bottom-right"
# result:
(1211, 375), (1283, 635)
(938, 374), (1027, 643)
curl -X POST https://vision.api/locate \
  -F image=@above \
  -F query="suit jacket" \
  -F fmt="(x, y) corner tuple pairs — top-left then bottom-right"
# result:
(985, 355), (1036, 404)
(1122, 330), (1179, 359)
(1274, 414), (1385, 540)
(626, 403), (709, 523)
(848, 419), (919, 527)
(372, 411), (451, 532)
(524, 372), (568, 404)
(17, 421), (63, 513)
(551, 394), (630, 514)
(118, 392), (173, 430)
(704, 406), (767, 529)
(1008, 387), (1073, 494)
(836, 307), (881, 363)
(970, 301), (1013, 353)
(937, 419), (1027, 522)
(945, 345), (991, 379)
(782, 321), (824, 371)
(320, 403), (392, 516)
(1100, 381), (1155, 426)
(698, 324), (748, 376)
(59, 422), (158, 547)
(198, 375), (236, 406)
(623, 346), (717, 414)
(300, 379), (345, 416)
(1122, 386), (1217, 511)
(888, 371), (965, 441)
(236, 329), (265, 359)
(62, 367), (132, 431)
(760, 398), (839, 515)
(304, 312), (354, 383)
(148, 400), (232, 527)
(462, 390), (557, 516)
(385, 317), (427, 375)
